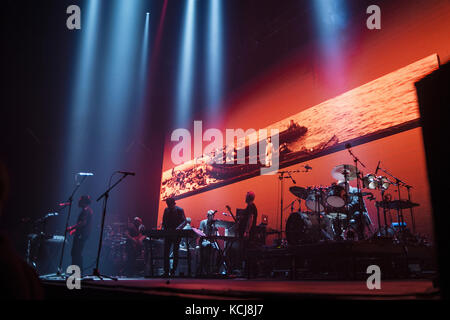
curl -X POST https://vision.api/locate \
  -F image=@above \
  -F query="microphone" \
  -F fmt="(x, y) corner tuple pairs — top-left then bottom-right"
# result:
(58, 202), (71, 207)
(291, 175), (296, 184)
(45, 212), (59, 218)
(345, 143), (352, 149)
(118, 171), (136, 176)
(304, 165), (312, 171)
(375, 161), (381, 175)
(77, 172), (94, 176)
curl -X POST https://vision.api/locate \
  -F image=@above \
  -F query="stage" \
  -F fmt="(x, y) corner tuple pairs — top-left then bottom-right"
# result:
(41, 240), (438, 300)
(41, 277), (438, 300)
(3, 0), (450, 302)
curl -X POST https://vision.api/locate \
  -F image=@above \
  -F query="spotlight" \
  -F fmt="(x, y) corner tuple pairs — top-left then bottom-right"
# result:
(176, 0), (197, 126)
(206, 0), (223, 117)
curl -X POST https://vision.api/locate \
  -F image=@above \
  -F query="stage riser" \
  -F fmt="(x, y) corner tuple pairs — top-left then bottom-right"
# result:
(247, 242), (436, 280)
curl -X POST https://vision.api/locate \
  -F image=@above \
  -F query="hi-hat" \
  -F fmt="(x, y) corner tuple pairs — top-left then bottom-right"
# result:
(331, 164), (359, 181)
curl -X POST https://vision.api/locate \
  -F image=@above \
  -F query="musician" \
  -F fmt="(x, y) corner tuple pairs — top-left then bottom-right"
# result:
(240, 191), (258, 239)
(68, 195), (93, 273)
(125, 217), (145, 276)
(237, 191), (258, 275)
(182, 217), (197, 249)
(198, 210), (219, 274)
(162, 197), (187, 277)
(265, 137), (273, 167)
(337, 181), (373, 239)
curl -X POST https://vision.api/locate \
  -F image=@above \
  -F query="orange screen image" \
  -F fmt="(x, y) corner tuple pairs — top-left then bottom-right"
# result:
(158, 56), (438, 239)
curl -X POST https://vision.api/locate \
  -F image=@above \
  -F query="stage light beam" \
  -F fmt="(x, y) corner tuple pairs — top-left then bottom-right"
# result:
(138, 12), (150, 104)
(176, 0), (197, 127)
(312, 0), (348, 84)
(66, 0), (101, 171)
(99, 0), (141, 155)
(206, 0), (224, 119)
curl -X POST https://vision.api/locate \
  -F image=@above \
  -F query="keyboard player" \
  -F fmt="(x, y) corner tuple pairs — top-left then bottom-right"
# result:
(198, 210), (219, 275)
(162, 197), (187, 277)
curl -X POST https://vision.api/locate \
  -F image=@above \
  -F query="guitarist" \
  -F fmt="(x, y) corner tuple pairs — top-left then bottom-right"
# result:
(226, 191), (258, 275)
(67, 195), (93, 273)
(238, 191), (258, 239)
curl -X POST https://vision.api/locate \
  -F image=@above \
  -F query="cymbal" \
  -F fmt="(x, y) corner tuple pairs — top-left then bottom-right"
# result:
(327, 212), (347, 220)
(331, 164), (359, 181)
(348, 191), (373, 197)
(375, 200), (419, 210)
(289, 186), (308, 199)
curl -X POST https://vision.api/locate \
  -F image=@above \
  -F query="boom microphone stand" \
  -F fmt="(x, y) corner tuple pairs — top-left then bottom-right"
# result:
(345, 144), (366, 211)
(406, 185), (416, 234)
(278, 167), (310, 241)
(88, 172), (133, 280)
(278, 171), (290, 241)
(345, 144), (366, 239)
(377, 164), (412, 237)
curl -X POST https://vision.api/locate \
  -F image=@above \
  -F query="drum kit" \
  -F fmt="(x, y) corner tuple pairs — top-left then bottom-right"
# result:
(286, 164), (362, 244)
(285, 159), (419, 245)
(102, 222), (132, 274)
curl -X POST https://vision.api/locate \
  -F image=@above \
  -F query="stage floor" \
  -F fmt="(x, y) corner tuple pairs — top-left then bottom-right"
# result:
(41, 277), (439, 300)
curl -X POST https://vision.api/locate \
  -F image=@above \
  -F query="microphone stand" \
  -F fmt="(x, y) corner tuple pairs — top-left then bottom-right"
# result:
(406, 185), (416, 234)
(87, 172), (132, 281)
(377, 165), (412, 237)
(54, 174), (88, 278)
(346, 147), (366, 240)
(277, 168), (308, 241)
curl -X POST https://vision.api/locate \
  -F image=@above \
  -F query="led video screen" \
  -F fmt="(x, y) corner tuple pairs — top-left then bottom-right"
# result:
(160, 54), (439, 201)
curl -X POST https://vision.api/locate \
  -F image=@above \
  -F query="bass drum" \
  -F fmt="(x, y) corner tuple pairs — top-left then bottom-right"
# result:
(286, 212), (313, 245)
(286, 212), (335, 245)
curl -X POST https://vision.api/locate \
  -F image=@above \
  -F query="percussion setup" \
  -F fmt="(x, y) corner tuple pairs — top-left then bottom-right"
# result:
(285, 164), (365, 245)
(284, 147), (420, 246)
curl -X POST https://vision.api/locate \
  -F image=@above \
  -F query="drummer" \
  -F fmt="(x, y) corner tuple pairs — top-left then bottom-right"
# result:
(336, 180), (373, 239)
